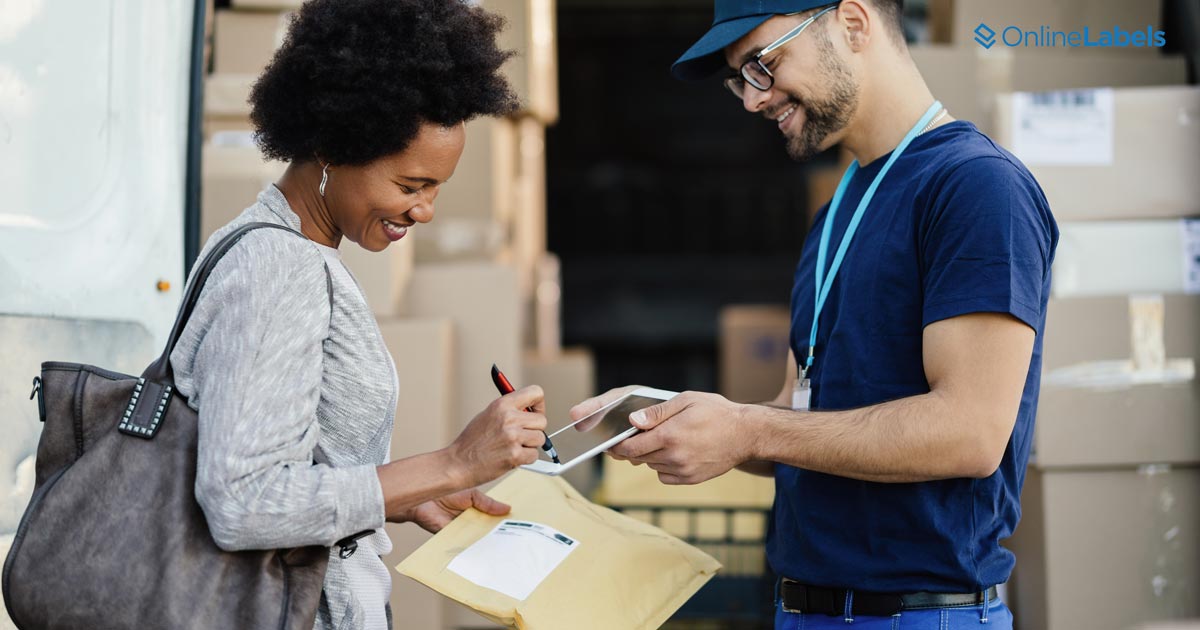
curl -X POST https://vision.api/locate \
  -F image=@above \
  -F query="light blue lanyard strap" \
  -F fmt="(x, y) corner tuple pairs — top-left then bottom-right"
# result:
(804, 100), (943, 374)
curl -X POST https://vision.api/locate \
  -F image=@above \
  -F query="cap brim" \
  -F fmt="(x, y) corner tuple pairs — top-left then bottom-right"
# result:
(671, 14), (773, 81)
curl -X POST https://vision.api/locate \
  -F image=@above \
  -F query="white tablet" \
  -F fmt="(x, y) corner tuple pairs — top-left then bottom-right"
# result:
(521, 387), (678, 476)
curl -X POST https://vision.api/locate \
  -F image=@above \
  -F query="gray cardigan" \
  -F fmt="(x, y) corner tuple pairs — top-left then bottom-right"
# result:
(170, 185), (397, 630)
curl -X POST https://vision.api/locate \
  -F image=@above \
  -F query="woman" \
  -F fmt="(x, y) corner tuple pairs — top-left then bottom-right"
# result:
(169, 1), (547, 628)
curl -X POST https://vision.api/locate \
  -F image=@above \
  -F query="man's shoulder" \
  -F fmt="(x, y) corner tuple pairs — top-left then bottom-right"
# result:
(923, 123), (1040, 192)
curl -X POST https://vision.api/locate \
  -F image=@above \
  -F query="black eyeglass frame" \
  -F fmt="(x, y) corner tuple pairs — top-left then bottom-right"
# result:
(724, 3), (840, 98)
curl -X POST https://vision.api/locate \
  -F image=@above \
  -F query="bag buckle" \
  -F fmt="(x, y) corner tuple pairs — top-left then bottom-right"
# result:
(336, 530), (373, 559)
(30, 376), (46, 422)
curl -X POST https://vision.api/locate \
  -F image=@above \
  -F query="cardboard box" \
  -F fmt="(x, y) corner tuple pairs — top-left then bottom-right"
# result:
(338, 234), (415, 318)
(718, 305), (792, 404)
(1051, 220), (1196, 298)
(200, 144), (286, 245)
(213, 9), (290, 76)
(413, 117), (517, 264)
(1035, 294), (1199, 468)
(231, 0), (302, 8)
(508, 117), (548, 299)
(401, 263), (523, 435)
(1035, 381), (1200, 468)
(522, 347), (595, 494)
(935, 0), (1162, 49)
(598, 459), (775, 510)
(378, 318), (455, 630)
(529, 253), (562, 356)
(910, 46), (1187, 136)
(994, 86), (1200, 221)
(1007, 467), (1200, 630)
(204, 73), (255, 119)
(1043, 295), (1200, 372)
(203, 118), (256, 146)
(484, 0), (558, 123)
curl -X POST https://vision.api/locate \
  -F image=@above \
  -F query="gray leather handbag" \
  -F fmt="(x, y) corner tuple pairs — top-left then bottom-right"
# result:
(3, 223), (366, 629)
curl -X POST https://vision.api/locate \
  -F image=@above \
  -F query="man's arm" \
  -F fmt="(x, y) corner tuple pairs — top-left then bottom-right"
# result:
(609, 312), (1033, 485)
(733, 349), (798, 478)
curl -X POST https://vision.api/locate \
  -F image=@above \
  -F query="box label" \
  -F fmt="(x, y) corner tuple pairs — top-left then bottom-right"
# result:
(1185, 219), (1200, 295)
(446, 519), (579, 601)
(1011, 88), (1114, 166)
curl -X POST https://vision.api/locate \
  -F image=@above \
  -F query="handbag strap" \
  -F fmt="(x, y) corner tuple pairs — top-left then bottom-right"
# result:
(142, 222), (328, 382)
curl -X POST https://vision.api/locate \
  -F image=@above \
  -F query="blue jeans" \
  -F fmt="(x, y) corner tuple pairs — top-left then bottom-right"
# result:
(774, 594), (1013, 629)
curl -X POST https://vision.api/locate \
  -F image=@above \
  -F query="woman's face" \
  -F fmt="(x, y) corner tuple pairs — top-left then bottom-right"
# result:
(328, 122), (466, 252)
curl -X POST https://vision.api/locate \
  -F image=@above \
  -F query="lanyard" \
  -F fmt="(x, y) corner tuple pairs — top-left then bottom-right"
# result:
(803, 100), (943, 378)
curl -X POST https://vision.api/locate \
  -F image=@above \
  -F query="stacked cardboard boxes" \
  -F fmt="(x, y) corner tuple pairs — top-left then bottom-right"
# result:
(990, 79), (1200, 628)
(910, 47), (1186, 136)
(718, 305), (792, 404)
(917, 3), (1200, 625)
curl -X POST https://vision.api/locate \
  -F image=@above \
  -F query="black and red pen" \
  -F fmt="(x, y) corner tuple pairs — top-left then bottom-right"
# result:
(490, 364), (560, 464)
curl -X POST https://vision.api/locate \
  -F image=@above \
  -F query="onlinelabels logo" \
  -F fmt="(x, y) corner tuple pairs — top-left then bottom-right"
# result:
(974, 23), (997, 49)
(973, 22), (1166, 49)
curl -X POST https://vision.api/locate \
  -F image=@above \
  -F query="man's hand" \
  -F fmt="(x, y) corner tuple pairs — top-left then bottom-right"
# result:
(568, 385), (641, 431)
(608, 391), (751, 485)
(406, 488), (510, 534)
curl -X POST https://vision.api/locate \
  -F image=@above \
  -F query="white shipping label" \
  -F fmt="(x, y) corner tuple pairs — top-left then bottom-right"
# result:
(1011, 88), (1114, 166)
(446, 520), (580, 601)
(1185, 219), (1200, 295)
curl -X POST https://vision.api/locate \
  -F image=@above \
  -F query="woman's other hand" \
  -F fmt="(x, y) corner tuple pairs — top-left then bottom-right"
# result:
(407, 488), (510, 534)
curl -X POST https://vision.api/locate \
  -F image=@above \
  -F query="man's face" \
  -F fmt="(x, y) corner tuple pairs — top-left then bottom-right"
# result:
(724, 10), (859, 161)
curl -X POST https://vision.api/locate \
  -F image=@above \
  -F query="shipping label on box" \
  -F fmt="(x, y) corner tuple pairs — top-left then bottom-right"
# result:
(1011, 88), (1114, 165)
(1185, 219), (1200, 294)
(994, 86), (1200, 221)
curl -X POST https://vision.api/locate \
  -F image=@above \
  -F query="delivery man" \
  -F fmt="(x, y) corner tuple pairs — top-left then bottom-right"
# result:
(569, 0), (1059, 627)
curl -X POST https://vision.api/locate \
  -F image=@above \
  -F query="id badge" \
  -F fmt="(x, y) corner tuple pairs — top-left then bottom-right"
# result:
(791, 378), (811, 411)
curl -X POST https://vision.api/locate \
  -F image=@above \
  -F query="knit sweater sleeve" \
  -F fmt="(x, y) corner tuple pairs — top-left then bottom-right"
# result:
(170, 230), (385, 551)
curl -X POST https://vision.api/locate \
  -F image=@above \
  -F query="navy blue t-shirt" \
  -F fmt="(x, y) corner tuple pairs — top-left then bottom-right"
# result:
(770, 121), (1058, 593)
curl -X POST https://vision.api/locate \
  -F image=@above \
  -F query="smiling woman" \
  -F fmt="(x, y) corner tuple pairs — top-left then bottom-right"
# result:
(165, 2), (550, 630)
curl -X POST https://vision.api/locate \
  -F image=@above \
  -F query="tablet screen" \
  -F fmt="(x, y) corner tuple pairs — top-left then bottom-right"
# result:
(541, 394), (665, 464)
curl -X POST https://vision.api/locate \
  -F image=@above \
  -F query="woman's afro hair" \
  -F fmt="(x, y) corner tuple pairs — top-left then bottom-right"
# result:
(249, 0), (519, 165)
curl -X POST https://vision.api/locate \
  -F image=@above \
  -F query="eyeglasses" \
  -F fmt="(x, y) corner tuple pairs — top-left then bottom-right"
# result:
(724, 4), (839, 99)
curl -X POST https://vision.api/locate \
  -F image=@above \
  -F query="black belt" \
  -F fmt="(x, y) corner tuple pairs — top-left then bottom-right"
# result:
(780, 578), (998, 617)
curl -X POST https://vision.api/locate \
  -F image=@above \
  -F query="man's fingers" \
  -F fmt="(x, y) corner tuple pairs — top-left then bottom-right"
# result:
(569, 385), (640, 421)
(657, 472), (684, 485)
(609, 431), (666, 461)
(629, 395), (688, 430)
(472, 490), (510, 516)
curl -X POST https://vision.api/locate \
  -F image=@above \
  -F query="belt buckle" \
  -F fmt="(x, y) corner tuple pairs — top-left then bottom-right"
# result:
(780, 578), (804, 614)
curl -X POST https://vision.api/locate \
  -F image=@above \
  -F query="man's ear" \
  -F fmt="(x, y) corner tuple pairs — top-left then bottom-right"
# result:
(834, 0), (874, 52)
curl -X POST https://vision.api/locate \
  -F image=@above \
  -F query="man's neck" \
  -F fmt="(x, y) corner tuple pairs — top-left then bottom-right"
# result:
(839, 59), (937, 166)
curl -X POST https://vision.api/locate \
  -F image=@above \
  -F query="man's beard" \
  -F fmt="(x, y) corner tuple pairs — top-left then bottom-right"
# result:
(784, 45), (858, 161)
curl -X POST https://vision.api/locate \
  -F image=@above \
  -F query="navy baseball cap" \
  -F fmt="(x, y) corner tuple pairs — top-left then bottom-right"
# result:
(672, 0), (835, 81)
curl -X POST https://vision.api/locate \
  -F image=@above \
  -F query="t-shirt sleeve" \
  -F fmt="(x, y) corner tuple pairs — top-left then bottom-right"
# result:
(920, 156), (1055, 330)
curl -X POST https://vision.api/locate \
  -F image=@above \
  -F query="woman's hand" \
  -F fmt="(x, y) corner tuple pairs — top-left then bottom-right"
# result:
(406, 488), (510, 534)
(447, 385), (547, 488)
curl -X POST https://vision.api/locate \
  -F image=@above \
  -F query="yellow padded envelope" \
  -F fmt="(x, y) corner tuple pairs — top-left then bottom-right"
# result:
(396, 470), (722, 629)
